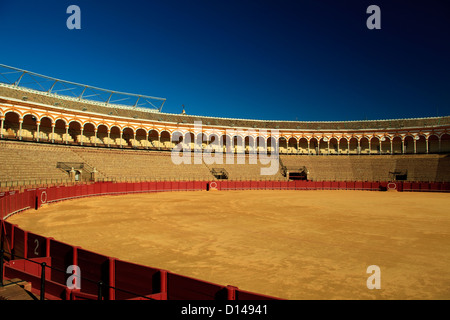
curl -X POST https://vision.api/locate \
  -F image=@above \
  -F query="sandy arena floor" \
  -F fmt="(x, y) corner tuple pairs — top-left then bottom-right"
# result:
(7, 189), (450, 300)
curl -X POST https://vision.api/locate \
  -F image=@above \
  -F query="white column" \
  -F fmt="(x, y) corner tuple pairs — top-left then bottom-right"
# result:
(358, 140), (361, 155)
(51, 124), (55, 143)
(368, 140), (371, 154)
(327, 141), (330, 155)
(65, 126), (69, 144)
(18, 119), (23, 140)
(94, 129), (98, 146)
(80, 129), (84, 146)
(145, 131), (149, 149)
(120, 132), (123, 148)
(426, 137), (429, 153)
(402, 139), (405, 154)
(36, 121), (40, 142)
(107, 130), (111, 147)
(414, 138), (417, 154)
(0, 116), (4, 138)
(390, 139), (393, 154)
(307, 140), (310, 155)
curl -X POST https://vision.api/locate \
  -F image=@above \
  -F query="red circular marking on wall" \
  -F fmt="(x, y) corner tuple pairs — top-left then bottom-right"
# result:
(41, 191), (48, 204)
(387, 182), (397, 190)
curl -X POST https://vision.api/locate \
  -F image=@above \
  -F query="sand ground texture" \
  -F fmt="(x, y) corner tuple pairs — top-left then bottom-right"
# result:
(8, 190), (450, 300)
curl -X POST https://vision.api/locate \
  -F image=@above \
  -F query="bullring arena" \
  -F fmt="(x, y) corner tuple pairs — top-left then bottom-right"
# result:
(0, 65), (449, 300)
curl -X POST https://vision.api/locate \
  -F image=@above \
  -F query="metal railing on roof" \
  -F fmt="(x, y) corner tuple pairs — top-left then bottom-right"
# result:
(0, 64), (166, 112)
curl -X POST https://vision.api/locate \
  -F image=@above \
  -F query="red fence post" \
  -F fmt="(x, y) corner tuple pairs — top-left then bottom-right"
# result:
(109, 257), (115, 300)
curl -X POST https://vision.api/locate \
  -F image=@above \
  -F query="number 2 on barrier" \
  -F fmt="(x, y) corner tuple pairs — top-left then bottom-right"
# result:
(34, 239), (39, 256)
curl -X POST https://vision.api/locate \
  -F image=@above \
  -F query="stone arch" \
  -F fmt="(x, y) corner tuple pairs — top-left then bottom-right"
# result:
(348, 137), (358, 154)
(370, 136), (380, 154)
(428, 134), (439, 153)
(256, 135), (266, 153)
(359, 137), (370, 154)
(208, 133), (220, 152)
(97, 124), (109, 146)
(415, 135), (427, 154)
(148, 129), (159, 148)
(135, 128), (148, 148)
(110, 125), (122, 147)
(440, 133), (450, 153)
(122, 127), (135, 147)
(21, 114), (38, 141)
(68, 120), (82, 144)
(38, 116), (53, 142)
(329, 137), (338, 154)
(54, 119), (67, 143)
(197, 132), (208, 151)
(318, 137), (328, 155)
(245, 135), (256, 153)
(288, 137), (298, 154)
(232, 134), (245, 153)
(339, 137), (348, 154)
(278, 136), (287, 154)
(82, 122), (96, 145)
(160, 130), (171, 149)
(298, 137), (308, 154)
(392, 136), (403, 154)
(380, 136), (391, 154)
(404, 135), (415, 154)
(309, 137), (319, 155)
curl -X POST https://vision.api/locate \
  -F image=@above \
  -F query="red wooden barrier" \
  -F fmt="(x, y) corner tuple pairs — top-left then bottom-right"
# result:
(76, 248), (112, 298)
(166, 272), (228, 300)
(430, 182), (441, 192)
(1, 220), (14, 257)
(49, 239), (75, 284)
(147, 181), (156, 192)
(13, 226), (26, 260)
(186, 181), (194, 191)
(194, 181), (204, 191)
(26, 231), (49, 259)
(114, 259), (166, 300)
(363, 182), (372, 190)
(412, 182), (421, 191)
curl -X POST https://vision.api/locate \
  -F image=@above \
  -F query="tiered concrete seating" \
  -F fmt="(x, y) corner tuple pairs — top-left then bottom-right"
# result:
(206, 154), (286, 181)
(0, 141), (90, 184)
(280, 154), (450, 182)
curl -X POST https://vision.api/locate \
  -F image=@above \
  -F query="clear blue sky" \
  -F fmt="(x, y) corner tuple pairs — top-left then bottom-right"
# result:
(0, 0), (449, 121)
